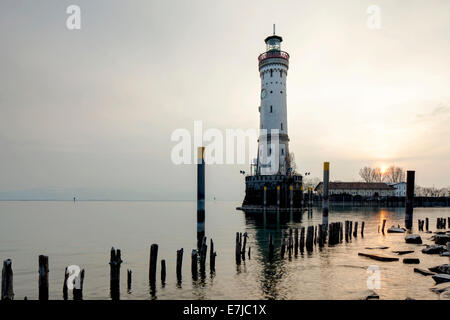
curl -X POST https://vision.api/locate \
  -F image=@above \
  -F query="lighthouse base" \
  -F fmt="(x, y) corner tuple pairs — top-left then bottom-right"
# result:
(240, 174), (303, 209)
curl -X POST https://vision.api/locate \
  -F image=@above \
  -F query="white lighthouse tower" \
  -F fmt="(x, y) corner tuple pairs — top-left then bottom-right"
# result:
(256, 27), (291, 175)
(241, 27), (302, 209)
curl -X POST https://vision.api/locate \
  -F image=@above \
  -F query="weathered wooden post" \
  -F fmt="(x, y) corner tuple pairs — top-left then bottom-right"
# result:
(63, 267), (69, 300)
(248, 247), (251, 259)
(294, 228), (299, 255)
(200, 237), (207, 274)
(197, 146), (206, 249)
(268, 234), (274, 261)
(210, 239), (216, 273)
(2, 259), (14, 300)
(306, 226), (314, 252)
(426, 217), (429, 231)
(160, 260), (166, 286)
(38, 255), (49, 301)
(381, 219), (386, 234)
(300, 227), (305, 253)
(361, 221), (365, 237)
(191, 249), (198, 280)
(176, 248), (183, 283)
(353, 221), (358, 238)
(345, 221), (349, 242)
(318, 224), (323, 247)
(277, 185), (280, 208)
(127, 269), (132, 292)
(349, 221), (353, 239)
(405, 170), (415, 230)
(235, 232), (241, 265)
(314, 226), (317, 245)
(241, 233), (248, 261)
(322, 162), (330, 225)
(149, 244), (158, 286)
(73, 269), (84, 301)
(110, 248), (122, 300)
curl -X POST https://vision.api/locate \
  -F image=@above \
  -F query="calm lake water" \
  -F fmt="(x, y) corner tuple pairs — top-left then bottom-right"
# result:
(0, 201), (449, 300)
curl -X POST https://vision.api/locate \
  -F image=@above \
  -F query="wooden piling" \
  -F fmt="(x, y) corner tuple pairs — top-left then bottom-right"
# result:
(127, 269), (132, 292)
(161, 260), (166, 286)
(110, 248), (122, 300)
(197, 147), (206, 249)
(210, 239), (216, 273)
(300, 227), (305, 253)
(318, 224), (323, 247)
(1, 259), (14, 300)
(294, 228), (299, 255)
(38, 255), (49, 301)
(241, 233), (248, 261)
(382, 219), (386, 234)
(200, 237), (207, 274)
(63, 267), (69, 300)
(248, 246), (251, 259)
(149, 244), (158, 285)
(314, 226), (317, 245)
(235, 232), (241, 265)
(361, 221), (365, 237)
(191, 249), (198, 280)
(353, 221), (358, 238)
(306, 226), (314, 252)
(426, 217), (429, 231)
(322, 162), (330, 225)
(349, 221), (353, 239)
(176, 248), (183, 283)
(345, 221), (349, 242)
(405, 170), (415, 230)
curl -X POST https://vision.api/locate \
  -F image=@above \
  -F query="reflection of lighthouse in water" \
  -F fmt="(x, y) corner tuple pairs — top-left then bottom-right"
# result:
(257, 27), (290, 176)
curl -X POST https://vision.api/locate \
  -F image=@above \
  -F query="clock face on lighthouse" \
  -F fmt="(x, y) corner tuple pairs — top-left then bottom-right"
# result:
(261, 89), (267, 99)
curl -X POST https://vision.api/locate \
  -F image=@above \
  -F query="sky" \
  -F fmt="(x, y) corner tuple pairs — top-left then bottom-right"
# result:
(0, 0), (449, 200)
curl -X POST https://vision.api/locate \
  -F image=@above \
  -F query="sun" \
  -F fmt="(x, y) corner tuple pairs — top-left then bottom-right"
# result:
(380, 165), (388, 174)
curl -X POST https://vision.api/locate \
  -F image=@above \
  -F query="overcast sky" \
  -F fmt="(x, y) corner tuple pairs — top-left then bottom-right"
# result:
(0, 0), (449, 200)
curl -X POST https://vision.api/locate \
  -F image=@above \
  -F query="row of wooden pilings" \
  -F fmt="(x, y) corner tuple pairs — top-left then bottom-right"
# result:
(235, 220), (365, 264)
(1, 238), (217, 301)
(436, 217), (448, 230)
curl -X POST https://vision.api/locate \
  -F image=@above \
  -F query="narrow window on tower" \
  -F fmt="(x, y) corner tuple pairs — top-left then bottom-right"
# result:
(280, 70), (282, 78)
(270, 69), (273, 77)
(270, 105), (272, 113)
(269, 148), (271, 155)
(282, 149), (284, 155)
(281, 123), (283, 131)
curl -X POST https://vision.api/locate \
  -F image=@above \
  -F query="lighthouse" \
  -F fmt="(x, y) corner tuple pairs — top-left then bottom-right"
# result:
(257, 27), (290, 175)
(240, 27), (303, 210)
